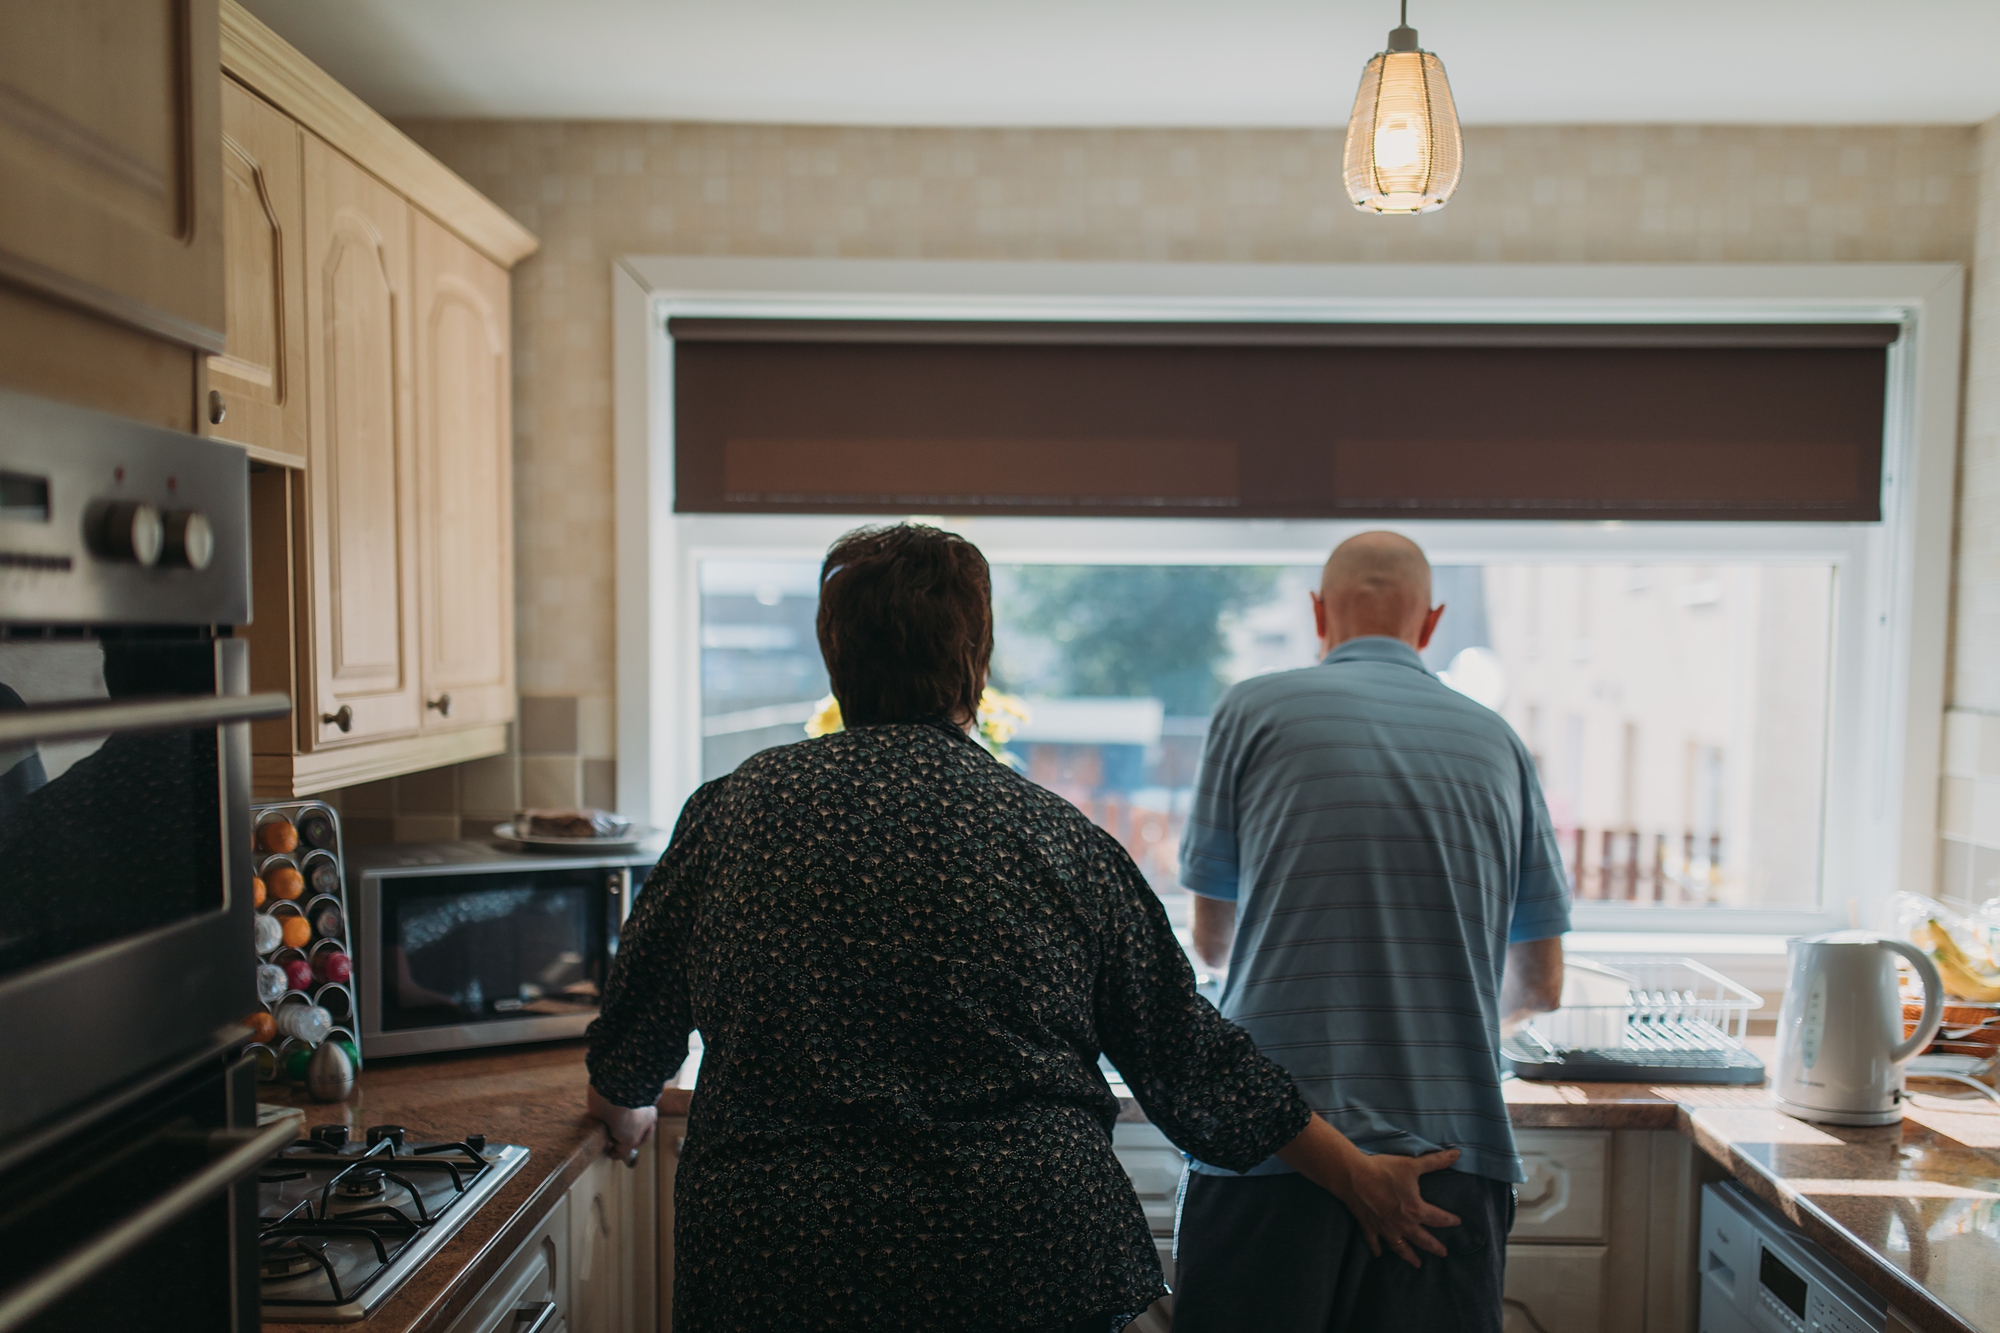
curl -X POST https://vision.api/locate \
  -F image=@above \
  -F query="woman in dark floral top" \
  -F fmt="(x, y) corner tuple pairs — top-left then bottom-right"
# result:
(586, 525), (1464, 1332)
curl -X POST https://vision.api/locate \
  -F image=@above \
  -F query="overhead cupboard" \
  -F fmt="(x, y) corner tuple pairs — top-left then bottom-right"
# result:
(207, 0), (537, 797)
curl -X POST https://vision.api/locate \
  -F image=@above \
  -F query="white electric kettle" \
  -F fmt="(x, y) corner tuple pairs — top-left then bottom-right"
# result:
(1773, 931), (1944, 1126)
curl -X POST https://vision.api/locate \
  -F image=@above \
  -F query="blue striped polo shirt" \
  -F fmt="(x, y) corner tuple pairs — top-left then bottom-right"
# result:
(1180, 636), (1570, 1184)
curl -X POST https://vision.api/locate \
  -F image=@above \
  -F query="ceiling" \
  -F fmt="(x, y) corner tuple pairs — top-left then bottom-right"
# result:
(238, 0), (2000, 128)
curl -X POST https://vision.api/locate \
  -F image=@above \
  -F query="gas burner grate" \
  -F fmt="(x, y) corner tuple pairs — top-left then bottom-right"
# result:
(257, 1128), (527, 1321)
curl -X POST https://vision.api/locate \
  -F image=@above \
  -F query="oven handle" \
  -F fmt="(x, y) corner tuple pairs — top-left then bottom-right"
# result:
(0, 692), (292, 747)
(512, 1301), (560, 1333)
(0, 1118), (297, 1332)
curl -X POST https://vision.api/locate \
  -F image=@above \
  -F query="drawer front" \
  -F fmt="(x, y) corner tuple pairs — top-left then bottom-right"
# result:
(1504, 1243), (1606, 1333)
(1113, 1122), (1185, 1238)
(445, 1194), (569, 1333)
(1510, 1129), (1609, 1243)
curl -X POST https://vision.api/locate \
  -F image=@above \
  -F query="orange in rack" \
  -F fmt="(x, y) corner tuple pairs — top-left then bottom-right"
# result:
(267, 867), (304, 900)
(280, 916), (311, 949)
(252, 875), (266, 908)
(246, 1011), (276, 1044)
(258, 819), (298, 854)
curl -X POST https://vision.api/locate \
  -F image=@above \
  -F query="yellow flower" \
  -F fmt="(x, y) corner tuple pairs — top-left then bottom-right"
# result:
(802, 687), (1029, 771)
(976, 688), (1029, 747)
(803, 694), (843, 738)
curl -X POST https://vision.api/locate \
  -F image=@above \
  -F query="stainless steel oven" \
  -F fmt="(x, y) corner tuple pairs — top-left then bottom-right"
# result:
(351, 840), (663, 1059)
(0, 388), (292, 1333)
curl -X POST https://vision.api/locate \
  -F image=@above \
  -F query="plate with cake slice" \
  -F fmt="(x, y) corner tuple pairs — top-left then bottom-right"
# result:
(494, 807), (651, 851)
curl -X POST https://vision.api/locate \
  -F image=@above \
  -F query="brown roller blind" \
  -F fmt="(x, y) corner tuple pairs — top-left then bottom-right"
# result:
(672, 319), (1898, 521)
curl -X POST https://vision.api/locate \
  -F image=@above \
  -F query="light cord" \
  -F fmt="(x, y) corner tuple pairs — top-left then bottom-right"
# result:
(1908, 1072), (2000, 1109)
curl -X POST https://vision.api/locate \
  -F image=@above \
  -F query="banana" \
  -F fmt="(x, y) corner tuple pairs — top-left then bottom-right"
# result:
(1915, 919), (2000, 1002)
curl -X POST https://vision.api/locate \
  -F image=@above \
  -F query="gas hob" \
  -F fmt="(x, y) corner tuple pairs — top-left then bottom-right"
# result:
(258, 1123), (528, 1323)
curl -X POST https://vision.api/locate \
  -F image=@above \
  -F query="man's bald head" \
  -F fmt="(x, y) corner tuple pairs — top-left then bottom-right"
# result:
(1314, 531), (1441, 651)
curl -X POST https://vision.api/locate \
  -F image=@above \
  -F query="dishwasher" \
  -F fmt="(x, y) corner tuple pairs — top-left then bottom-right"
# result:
(1698, 1182), (1884, 1333)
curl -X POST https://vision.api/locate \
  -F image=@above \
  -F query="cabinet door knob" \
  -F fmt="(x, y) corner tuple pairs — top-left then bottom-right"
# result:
(207, 389), (227, 425)
(321, 705), (353, 733)
(426, 693), (452, 717)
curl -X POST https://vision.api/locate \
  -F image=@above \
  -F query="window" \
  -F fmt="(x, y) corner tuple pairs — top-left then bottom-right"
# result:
(695, 543), (1842, 946)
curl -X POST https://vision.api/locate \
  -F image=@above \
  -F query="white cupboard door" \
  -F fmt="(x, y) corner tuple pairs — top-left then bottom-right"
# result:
(300, 133), (421, 748)
(412, 212), (514, 731)
(1504, 1244), (1606, 1333)
(209, 77), (307, 465)
(1510, 1129), (1610, 1244)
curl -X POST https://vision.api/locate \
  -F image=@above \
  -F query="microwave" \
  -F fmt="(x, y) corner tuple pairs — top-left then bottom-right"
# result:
(350, 839), (665, 1059)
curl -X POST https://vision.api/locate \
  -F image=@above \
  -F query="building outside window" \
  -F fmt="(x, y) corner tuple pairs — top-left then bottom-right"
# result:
(697, 550), (1839, 967)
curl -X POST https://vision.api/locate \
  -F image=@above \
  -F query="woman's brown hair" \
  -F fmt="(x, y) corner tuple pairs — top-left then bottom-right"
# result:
(816, 524), (993, 728)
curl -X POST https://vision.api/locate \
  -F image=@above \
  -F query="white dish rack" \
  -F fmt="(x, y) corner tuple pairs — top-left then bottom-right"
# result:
(1518, 954), (1762, 1059)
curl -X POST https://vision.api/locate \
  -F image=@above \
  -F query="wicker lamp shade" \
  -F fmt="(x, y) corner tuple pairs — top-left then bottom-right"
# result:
(1342, 20), (1462, 215)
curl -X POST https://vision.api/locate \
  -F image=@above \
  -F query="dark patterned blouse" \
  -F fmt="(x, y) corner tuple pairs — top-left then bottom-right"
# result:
(586, 722), (1311, 1331)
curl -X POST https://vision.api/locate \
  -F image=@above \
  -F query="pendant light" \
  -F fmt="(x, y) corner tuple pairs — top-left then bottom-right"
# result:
(1342, 0), (1462, 215)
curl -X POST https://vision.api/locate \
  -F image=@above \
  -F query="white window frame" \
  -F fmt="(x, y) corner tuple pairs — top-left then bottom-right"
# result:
(613, 257), (1963, 938)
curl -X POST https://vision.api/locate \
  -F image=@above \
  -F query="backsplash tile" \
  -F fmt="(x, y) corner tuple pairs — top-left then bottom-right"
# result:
(518, 694), (580, 755)
(583, 758), (617, 812)
(325, 697), (620, 845)
(520, 753), (583, 810)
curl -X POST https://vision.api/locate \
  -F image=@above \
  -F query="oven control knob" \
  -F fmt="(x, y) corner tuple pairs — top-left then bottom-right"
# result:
(365, 1124), (406, 1152)
(87, 500), (163, 566)
(311, 1123), (350, 1151)
(160, 509), (214, 570)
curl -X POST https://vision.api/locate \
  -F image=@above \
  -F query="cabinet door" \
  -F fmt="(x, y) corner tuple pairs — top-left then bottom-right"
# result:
(568, 1154), (621, 1333)
(412, 212), (514, 731)
(1503, 1244), (1606, 1333)
(1511, 1129), (1610, 1244)
(0, 0), (224, 349)
(207, 76), (307, 465)
(300, 133), (420, 748)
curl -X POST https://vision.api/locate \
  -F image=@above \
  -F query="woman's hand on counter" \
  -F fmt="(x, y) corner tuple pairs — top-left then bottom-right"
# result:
(1275, 1114), (1462, 1266)
(588, 1084), (657, 1162)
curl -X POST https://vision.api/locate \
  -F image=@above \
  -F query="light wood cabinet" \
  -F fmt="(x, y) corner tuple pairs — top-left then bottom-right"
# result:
(216, 0), (537, 797)
(413, 213), (515, 733)
(209, 76), (307, 466)
(570, 1141), (658, 1333)
(299, 132), (423, 751)
(1503, 1128), (1703, 1333)
(443, 1193), (569, 1333)
(0, 0), (224, 350)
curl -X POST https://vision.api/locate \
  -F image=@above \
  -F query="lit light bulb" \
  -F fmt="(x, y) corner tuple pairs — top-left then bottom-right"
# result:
(1342, 6), (1462, 215)
(1373, 115), (1424, 171)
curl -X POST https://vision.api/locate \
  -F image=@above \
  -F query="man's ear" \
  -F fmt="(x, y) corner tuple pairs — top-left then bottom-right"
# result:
(1416, 602), (1446, 651)
(1311, 591), (1328, 643)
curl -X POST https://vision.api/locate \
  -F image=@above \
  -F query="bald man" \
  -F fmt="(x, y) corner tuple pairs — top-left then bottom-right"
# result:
(1171, 531), (1570, 1333)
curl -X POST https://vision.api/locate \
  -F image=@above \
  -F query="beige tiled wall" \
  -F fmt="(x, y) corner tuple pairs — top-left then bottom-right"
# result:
(328, 693), (615, 843)
(1938, 707), (2000, 909)
(341, 116), (1991, 842)
(395, 119), (1980, 706)
(1954, 119), (2000, 713)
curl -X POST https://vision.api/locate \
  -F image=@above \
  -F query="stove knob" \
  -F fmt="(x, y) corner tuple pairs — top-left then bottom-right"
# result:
(160, 509), (214, 570)
(365, 1124), (406, 1151)
(86, 500), (163, 566)
(464, 1134), (486, 1154)
(311, 1123), (349, 1150)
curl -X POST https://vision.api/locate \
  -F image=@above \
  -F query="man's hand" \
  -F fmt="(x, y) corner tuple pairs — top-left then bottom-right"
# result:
(588, 1083), (657, 1164)
(1275, 1114), (1462, 1267)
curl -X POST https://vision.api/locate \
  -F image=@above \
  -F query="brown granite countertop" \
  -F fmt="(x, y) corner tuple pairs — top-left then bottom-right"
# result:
(258, 1040), (689, 1333)
(1503, 1044), (2000, 1333)
(260, 1040), (1998, 1333)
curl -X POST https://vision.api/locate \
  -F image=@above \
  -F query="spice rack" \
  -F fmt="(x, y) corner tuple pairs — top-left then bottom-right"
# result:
(245, 799), (359, 1084)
